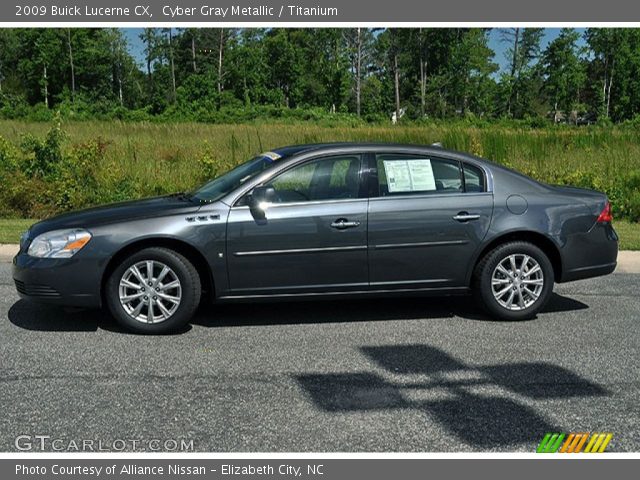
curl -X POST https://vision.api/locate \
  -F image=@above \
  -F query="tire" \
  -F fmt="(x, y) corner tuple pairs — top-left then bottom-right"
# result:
(105, 247), (201, 334)
(473, 241), (554, 321)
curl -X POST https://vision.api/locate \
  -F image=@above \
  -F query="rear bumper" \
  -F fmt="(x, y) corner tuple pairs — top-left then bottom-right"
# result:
(559, 223), (618, 282)
(561, 261), (617, 282)
(12, 252), (103, 308)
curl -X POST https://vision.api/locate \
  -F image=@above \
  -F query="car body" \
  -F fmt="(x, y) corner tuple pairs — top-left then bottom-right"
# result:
(13, 143), (618, 333)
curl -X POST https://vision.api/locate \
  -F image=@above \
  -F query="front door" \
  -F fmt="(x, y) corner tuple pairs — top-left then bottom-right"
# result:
(367, 153), (493, 289)
(226, 154), (369, 295)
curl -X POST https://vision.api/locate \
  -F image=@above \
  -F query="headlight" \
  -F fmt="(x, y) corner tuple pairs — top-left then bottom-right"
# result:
(27, 229), (92, 258)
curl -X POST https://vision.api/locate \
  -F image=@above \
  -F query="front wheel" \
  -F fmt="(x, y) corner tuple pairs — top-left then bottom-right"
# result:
(105, 247), (201, 334)
(473, 242), (554, 321)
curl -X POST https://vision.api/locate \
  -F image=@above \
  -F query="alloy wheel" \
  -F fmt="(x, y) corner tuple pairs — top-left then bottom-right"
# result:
(118, 260), (182, 324)
(491, 254), (544, 311)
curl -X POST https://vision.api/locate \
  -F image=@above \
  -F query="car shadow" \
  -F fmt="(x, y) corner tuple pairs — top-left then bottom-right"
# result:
(191, 292), (588, 328)
(8, 292), (587, 333)
(7, 300), (192, 335)
(296, 344), (608, 449)
(8, 300), (102, 332)
(192, 295), (458, 328)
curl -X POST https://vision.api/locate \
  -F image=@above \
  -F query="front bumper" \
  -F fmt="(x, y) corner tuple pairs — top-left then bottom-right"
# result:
(12, 252), (103, 308)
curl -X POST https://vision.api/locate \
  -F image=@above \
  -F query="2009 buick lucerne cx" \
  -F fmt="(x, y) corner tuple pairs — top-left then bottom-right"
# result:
(13, 143), (618, 333)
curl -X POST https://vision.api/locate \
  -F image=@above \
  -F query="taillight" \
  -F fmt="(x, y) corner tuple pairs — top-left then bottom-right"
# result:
(597, 201), (613, 223)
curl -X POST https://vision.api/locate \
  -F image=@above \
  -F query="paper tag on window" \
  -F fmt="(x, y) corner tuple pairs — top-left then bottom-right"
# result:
(383, 159), (436, 193)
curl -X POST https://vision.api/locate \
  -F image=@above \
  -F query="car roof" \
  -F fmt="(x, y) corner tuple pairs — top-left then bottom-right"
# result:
(271, 142), (476, 162)
(271, 143), (357, 158)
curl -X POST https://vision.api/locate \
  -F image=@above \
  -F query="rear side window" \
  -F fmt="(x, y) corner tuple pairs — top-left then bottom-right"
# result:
(376, 154), (463, 196)
(463, 163), (486, 192)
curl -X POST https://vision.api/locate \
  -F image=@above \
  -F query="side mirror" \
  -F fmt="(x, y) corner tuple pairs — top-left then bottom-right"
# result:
(247, 186), (276, 219)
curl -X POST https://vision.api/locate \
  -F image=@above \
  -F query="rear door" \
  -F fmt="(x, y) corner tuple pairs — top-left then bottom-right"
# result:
(226, 154), (369, 295)
(367, 152), (493, 289)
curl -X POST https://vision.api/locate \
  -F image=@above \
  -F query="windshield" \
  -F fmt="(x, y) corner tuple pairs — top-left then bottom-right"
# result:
(191, 152), (283, 203)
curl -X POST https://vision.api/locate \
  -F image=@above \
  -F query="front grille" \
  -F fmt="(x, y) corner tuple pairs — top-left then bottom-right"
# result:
(14, 280), (26, 294)
(14, 280), (60, 298)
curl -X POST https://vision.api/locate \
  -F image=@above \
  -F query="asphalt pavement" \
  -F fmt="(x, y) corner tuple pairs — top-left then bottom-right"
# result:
(0, 262), (638, 452)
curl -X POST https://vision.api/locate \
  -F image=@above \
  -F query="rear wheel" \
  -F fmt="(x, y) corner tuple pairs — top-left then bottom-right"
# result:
(106, 247), (201, 334)
(473, 241), (554, 321)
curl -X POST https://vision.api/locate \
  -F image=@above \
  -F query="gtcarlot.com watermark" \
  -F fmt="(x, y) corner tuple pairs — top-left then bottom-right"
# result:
(15, 435), (194, 452)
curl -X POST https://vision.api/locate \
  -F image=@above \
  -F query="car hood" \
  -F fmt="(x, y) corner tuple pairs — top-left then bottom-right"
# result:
(28, 195), (202, 237)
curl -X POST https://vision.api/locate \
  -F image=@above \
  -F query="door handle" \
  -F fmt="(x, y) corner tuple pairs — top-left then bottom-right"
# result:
(331, 219), (361, 230)
(453, 212), (481, 222)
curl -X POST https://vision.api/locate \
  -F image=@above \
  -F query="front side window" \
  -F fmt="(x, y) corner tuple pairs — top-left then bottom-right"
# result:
(265, 155), (362, 203)
(376, 154), (463, 196)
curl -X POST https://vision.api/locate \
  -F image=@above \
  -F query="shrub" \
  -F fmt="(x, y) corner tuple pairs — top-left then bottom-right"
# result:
(197, 142), (221, 182)
(628, 190), (640, 222)
(19, 116), (66, 177)
(0, 135), (19, 171)
(52, 139), (104, 210)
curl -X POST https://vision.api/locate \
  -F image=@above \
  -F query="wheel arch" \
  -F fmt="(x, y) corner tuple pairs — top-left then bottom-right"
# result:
(468, 230), (563, 284)
(100, 237), (214, 306)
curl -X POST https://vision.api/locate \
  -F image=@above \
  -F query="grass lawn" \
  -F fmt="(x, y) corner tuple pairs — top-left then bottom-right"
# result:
(612, 220), (640, 250)
(2, 120), (640, 208)
(1, 217), (639, 250)
(0, 219), (36, 244)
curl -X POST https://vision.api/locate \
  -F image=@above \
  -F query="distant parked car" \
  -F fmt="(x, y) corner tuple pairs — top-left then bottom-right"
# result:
(13, 143), (618, 333)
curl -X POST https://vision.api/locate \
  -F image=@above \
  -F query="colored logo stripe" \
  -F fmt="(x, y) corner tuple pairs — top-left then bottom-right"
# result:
(584, 433), (613, 453)
(559, 432), (589, 453)
(537, 433), (566, 453)
(537, 433), (613, 453)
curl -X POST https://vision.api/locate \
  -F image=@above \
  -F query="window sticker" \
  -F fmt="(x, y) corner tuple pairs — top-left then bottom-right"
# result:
(261, 151), (282, 162)
(383, 159), (436, 193)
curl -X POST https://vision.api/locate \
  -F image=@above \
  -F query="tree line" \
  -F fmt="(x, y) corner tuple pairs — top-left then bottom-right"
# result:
(1, 28), (639, 124)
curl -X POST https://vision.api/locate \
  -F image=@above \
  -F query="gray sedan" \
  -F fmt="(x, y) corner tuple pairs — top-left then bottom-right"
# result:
(13, 143), (618, 333)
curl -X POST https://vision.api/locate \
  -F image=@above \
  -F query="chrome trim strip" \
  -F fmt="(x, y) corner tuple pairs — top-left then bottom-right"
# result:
(372, 240), (469, 250)
(368, 192), (492, 203)
(231, 197), (366, 210)
(233, 245), (368, 257)
(219, 286), (469, 300)
(369, 279), (453, 286)
(228, 281), (369, 293)
(567, 262), (617, 273)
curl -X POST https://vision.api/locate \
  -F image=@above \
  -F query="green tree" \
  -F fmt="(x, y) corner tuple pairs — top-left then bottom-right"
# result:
(374, 28), (414, 122)
(542, 28), (586, 122)
(448, 29), (498, 117)
(499, 28), (544, 118)
(585, 29), (640, 122)
(225, 29), (269, 106)
(264, 29), (304, 107)
(343, 28), (375, 116)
